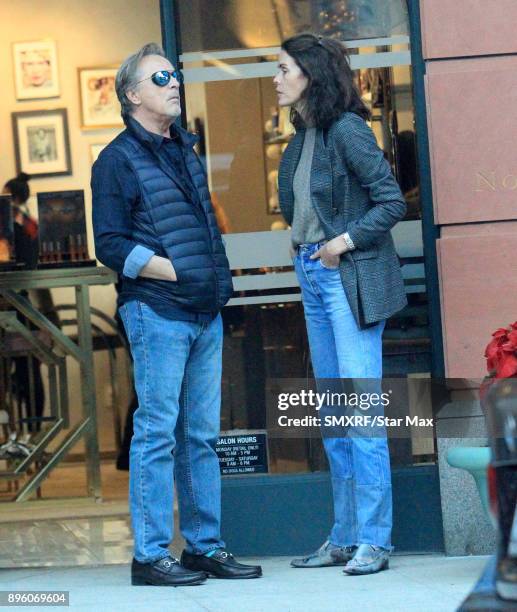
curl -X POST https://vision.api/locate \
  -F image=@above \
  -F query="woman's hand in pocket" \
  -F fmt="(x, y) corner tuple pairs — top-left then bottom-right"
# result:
(311, 235), (350, 268)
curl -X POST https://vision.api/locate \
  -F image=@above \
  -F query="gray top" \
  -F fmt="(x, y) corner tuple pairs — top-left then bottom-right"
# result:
(290, 128), (325, 247)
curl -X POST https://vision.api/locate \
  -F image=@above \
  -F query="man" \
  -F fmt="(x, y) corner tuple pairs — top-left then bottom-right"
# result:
(92, 43), (262, 587)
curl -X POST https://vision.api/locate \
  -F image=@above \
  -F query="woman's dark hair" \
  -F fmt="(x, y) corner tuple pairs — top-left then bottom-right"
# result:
(4, 172), (31, 204)
(281, 33), (370, 129)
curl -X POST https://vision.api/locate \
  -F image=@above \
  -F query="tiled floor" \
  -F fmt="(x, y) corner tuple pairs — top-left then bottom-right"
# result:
(0, 516), (135, 568)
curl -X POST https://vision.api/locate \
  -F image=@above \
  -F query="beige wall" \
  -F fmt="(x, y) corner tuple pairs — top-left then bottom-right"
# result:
(0, 0), (161, 451)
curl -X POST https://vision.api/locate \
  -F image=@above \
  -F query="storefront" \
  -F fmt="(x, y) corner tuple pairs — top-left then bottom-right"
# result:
(0, 0), (446, 555)
(162, 0), (444, 554)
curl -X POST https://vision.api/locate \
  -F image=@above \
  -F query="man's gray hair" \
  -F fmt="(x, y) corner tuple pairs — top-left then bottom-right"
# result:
(115, 42), (166, 118)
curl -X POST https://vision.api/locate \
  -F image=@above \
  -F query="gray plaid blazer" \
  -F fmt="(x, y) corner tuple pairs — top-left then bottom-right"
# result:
(278, 112), (408, 328)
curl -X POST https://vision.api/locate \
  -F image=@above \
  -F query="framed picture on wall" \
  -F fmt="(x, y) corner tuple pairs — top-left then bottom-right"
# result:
(12, 109), (72, 178)
(78, 66), (123, 129)
(90, 143), (107, 164)
(12, 39), (60, 100)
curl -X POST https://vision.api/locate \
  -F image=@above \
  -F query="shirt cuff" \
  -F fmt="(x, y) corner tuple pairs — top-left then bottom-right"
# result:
(343, 232), (356, 251)
(123, 245), (155, 279)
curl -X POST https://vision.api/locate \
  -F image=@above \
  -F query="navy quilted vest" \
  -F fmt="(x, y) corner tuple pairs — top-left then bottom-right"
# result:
(109, 118), (233, 312)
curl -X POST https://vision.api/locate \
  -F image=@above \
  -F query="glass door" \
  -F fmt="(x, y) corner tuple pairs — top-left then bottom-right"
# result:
(165, 0), (431, 473)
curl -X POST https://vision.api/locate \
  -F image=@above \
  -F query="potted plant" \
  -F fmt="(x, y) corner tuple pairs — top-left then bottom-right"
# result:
(484, 322), (517, 381)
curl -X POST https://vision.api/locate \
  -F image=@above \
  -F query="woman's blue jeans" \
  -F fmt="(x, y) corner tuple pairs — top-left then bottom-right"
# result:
(294, 244), (393, 550)
(119, 300), (225, 563)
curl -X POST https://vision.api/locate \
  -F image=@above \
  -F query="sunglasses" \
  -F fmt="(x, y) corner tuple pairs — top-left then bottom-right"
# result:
(135, 69), (184, 87)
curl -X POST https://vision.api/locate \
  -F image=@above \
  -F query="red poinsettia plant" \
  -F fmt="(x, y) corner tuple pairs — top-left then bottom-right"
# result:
(484, 321), (517, 379)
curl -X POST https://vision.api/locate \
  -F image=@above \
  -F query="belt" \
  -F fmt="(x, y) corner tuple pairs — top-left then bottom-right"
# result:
(296, 240), (328, 253)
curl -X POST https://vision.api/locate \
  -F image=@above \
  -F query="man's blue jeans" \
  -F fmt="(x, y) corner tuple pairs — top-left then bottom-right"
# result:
(294, 244), (392, 550)
(119, 300), (225, 563)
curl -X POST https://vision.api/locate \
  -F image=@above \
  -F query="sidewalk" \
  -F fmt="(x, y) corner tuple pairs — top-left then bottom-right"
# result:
(3, 554), (487, 612)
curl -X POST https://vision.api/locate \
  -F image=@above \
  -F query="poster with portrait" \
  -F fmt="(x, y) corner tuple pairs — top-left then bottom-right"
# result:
(78, 66), (123, 129)
(12, 109), (72, 178)
(12, 40), (60, 100)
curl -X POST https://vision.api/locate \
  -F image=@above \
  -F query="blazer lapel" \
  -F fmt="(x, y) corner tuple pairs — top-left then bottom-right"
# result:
(278, 130), (305, 225)
(310, 129), (334, 235)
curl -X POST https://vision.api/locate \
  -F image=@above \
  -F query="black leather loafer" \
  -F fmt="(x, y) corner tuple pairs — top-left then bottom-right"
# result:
(181, 549), (262, 579)
(131, 556), (207, 586)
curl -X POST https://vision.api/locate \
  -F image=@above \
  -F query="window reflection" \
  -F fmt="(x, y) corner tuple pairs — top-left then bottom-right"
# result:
(185, 61), (420, 235)
(178, 1), (432, 470)
(179, 0), (409, 52)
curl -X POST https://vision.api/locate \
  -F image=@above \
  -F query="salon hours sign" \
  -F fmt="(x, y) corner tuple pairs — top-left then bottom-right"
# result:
(216, 431), (268, 475)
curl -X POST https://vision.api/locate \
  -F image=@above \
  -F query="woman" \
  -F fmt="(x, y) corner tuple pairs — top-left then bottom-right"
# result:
(2, 173), (45, 432)
(2, 173), (39, 268)
(274, 33), (407, 575)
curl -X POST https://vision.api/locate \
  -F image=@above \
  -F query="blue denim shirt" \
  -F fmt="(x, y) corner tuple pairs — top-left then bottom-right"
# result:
(92, 124), (217, 323)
